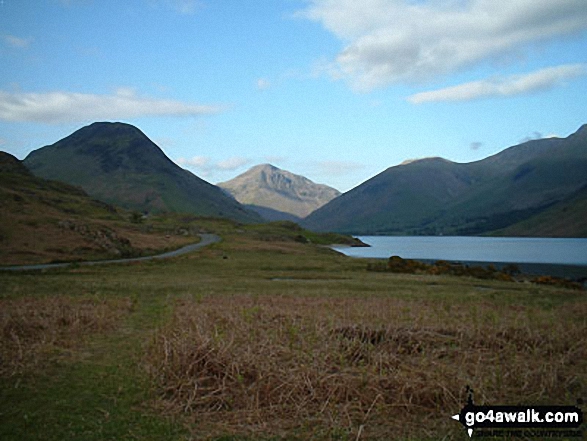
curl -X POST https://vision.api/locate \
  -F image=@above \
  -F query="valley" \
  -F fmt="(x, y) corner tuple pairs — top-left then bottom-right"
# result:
(1, 218), (585, 440)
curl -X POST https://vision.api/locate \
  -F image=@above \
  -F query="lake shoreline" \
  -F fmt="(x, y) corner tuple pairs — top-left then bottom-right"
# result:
(332, 236), (587, 280)
(339, 254), (587, 281)
(414, 259), (587, 280)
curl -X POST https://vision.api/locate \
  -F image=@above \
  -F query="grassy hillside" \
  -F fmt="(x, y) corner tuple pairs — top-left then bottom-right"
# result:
(23, 122), (261, 223)
(303, 125), (587, 237)
(1, 152), (360, 266)
(1, 219), (585, 440)
(303, 158), (472, 234)
(0, 151), (206, 265)
(490, 185), (587, 237)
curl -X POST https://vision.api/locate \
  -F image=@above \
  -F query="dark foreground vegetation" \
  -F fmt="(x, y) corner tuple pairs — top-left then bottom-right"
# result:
(1, 219), (585, 440)
(369, 256), (585, 290)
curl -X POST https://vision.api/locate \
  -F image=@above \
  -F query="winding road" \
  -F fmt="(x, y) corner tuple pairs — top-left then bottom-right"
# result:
(0, 233), (221, 272)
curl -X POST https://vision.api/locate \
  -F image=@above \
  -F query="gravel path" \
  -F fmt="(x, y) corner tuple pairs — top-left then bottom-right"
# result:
(0, 234), (221, 271)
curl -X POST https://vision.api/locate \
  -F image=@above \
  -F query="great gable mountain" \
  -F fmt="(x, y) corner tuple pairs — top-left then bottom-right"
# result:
(218, 164), (340, 221)
(303, 125), (587, 237)
(23, 122), (261, 223)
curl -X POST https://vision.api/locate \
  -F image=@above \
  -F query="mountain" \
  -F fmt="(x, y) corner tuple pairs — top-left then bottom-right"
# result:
(303, 125), (587, 237)
(1, 151), (129, 264)
(23, 122), (261, 223)
(218, 164), (341, 220)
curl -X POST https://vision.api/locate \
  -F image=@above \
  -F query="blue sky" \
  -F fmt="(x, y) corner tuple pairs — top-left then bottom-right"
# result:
(1, 0), (586, 192)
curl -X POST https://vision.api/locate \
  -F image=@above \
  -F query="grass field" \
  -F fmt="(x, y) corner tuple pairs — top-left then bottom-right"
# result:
(1, 221), (585, 440)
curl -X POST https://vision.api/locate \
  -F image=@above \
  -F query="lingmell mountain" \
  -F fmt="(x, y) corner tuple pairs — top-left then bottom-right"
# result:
(303, 124), (587, 237)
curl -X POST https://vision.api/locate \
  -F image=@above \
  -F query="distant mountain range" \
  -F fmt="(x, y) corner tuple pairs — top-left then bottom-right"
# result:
(10, 121), (587, 237)
(23, 122), (261, 223)
(303, 125), (587, 237)
(218, 164), (340, 221)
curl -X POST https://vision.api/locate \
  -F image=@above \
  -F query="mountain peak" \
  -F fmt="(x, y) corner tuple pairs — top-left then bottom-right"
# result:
(303, 125), (587, 236)
(70, 121), (147, 141)
(252, 163), (278, 170)
(22, 123), (261, 222)
(399, 156), (448, 166)
(0, 151), (30, 175)
(570, 124), (587, 140)
(219, 164), (340, 219)
(26, 121), (175, 176)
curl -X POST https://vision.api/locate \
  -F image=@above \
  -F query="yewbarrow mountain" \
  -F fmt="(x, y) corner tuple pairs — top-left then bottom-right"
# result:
(303, 124), (587, 237)
(23, 122), (261, 223)
(218, 164), (340, 221)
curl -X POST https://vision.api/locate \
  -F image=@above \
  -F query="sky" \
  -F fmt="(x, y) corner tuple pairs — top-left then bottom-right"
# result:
(1, 0), (586, 192)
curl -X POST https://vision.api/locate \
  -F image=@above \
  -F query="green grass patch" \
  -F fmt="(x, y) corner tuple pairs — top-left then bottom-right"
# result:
(1, 220), (585, 440)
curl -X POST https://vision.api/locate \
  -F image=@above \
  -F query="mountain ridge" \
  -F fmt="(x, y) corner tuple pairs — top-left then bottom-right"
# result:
(23, 122), (261, 223)
(303, 125), (587, 237)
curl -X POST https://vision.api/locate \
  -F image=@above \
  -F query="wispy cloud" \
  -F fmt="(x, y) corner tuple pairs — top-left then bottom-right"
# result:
(3, 35), (33, 49)
(217, 157), (251, 171)
(176, 155), (209, 168)
(519, 131), (544, 144)
(264, 155), (288, 165)
(170, 0), (202, 15)
(256, 78), (271, 90)
(299, 0), (587, 92)
(176, 156), (251, 176)
(59, 0), (91, 7)
(470, 142), (483, 151)
(0, 89), (225, 124)
(310, 160), (366, 176)
(407, 64), (587, 103)
(148, 0), (203, 15)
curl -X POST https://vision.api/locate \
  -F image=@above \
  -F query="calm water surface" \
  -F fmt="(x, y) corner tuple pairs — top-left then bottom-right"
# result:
(332, 236), (587, 266)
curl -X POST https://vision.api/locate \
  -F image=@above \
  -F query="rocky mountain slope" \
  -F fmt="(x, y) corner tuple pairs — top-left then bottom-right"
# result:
(218, 164), (340, 220)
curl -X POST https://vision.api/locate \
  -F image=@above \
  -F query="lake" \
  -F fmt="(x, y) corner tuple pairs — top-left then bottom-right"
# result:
(332, 236), (587, 266)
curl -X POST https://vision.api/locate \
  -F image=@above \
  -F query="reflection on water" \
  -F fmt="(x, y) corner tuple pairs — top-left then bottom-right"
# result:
(333, 236), (587, 266)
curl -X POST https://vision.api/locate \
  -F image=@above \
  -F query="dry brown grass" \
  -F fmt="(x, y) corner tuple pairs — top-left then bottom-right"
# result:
(225, 235), (314, 255)
(145, 294), (586, 439)
(0, 296), (133, 375)
(0, 211), (197, 265)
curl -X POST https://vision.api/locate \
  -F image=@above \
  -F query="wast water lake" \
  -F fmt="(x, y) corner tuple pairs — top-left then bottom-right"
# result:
(332, 236), (587, 266)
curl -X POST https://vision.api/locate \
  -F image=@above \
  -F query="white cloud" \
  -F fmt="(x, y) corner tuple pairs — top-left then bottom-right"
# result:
(148, 0), (202, 15)
(264, 155), (288, 165)
(407, 64), (587, 103)
(299, 0), (587, 91)
(256, 78), (271, 90)
(217, 157), (251, 171)
(176, 156), (210, 168)
(311, 160), (366, 176)
(3, 35), (33, 49)
(171, 0), (202, 15)
(176, 156), (250, 172)
(153, 137), (177, 149)
(519, 131), (544, 144)
(0, 89), (224, 124)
